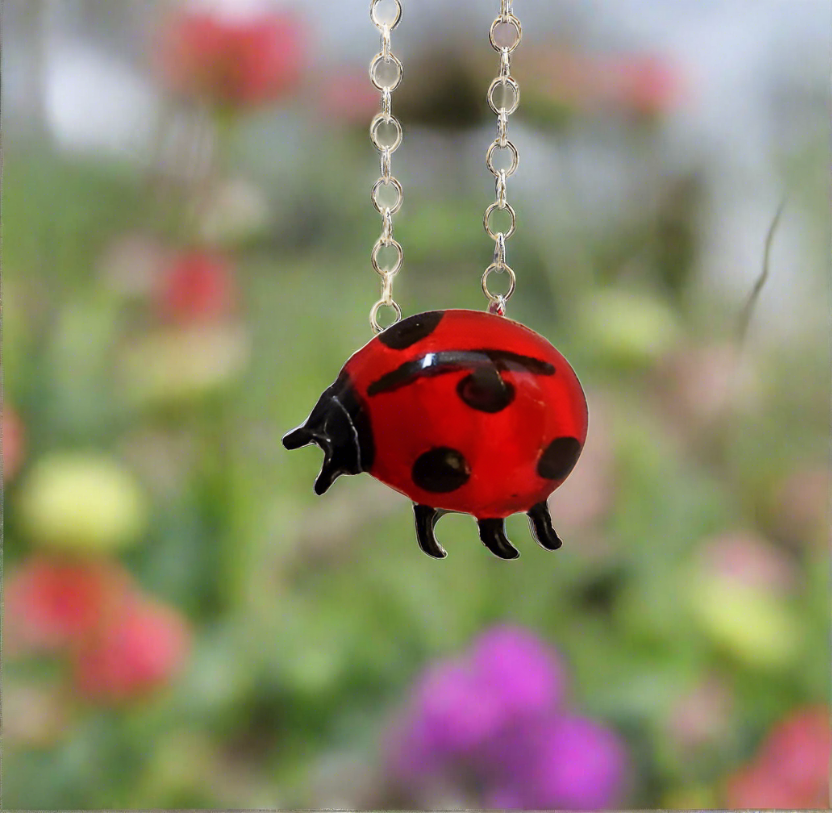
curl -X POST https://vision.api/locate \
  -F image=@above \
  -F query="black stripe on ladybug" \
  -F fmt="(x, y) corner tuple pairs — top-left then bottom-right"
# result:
(366, 349), (555, 413)
(378, 311), (445, 350)
(282, 372), (375, 495)
(537, 436), (582, 481)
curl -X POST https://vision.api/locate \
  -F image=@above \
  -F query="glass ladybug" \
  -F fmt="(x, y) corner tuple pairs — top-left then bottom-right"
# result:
(283, 310), (588, 560)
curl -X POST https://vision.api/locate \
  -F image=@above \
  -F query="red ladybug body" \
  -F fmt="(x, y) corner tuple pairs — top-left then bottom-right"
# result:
(284, 310), (588, 559)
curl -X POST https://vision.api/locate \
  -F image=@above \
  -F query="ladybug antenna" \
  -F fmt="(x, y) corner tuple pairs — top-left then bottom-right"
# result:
(284, 373), (376, 496)
(313, 441), (339, 495)
(283, 426), (313, 450)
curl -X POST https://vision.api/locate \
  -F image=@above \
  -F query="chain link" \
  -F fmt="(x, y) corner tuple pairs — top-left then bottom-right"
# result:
(483, 1), (523, 315)
(369, 0), (405, 333)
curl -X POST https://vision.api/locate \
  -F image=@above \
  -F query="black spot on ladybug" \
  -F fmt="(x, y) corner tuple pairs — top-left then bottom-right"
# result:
(368, 349), (553, 396)
(457, 367), (515, 413)
(378, 311), (444, 350)
(412, 447), (471, 493)
(537, 436), (582, 481)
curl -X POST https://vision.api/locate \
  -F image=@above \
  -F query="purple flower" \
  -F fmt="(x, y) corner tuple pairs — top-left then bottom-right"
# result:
(482, 786), (525, 809)
(517, 715), (629, 810)
(388, 659), (504, 782)
(391, 627), (567, 774)
(416, 660), (504, 753)
(471, 625), (569, 719)
(386, 658), (503, 782)
(383, 625), (630, 809)
(384, 712), (438, 781)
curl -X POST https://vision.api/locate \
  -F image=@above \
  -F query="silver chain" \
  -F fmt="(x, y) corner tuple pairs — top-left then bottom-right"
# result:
(483, 0), (522, 316)
(369, 0), (405, 333)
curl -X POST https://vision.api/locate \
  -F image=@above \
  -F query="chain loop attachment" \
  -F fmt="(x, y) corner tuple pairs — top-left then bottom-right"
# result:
(482, 263), (517, 305)
(489, 14), (522, 53)
(487, 76), (520, 116)
(370, 0), (402, 29)
(486, 139), (519, 177)
(482, 1), (523, 314)
(372, 177), (404, 215)
(372, 238), (404, 278)
(369, 52), (403, 92)
(484, 202), (517, 241)
(370, 113), (403, 152)
(370, 299), (403, 333)
(369, 0), (405, 332)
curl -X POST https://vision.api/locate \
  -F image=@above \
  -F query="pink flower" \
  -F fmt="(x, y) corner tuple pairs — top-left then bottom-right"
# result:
(696, 532), (798, 595)
(73, 595), (191, 704)
(726, 706), (830, 809)
(317, 70), (380, 125)
(156, 250), (237, 324)
(157, 9), (305, 110)
(527, 48), (683, 119)
(652, 343), (739, 432)
(3, 406), (25, 481)
(666, 675), (733, 752)
(608, 54), (683, 117)
(5, 556), (130, 656)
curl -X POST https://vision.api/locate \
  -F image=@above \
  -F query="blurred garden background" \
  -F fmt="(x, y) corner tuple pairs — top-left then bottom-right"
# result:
(2, 0), (830, 809)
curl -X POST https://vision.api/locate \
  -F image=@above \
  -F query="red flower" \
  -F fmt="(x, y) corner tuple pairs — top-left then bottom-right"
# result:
(5, 556), (130, 656)
(157, 9), (305, 109)
(73, 595), (191, 704)
(727, 765), (820, 810)
(156, 250), (237, 324)
(3, 406), (25, 481)
(726, 706), (830, 808)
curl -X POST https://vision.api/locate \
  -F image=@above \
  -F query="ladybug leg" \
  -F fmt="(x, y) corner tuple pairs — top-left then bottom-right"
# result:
(414, 505), (448, 559)
(527, 502), (563, 551)
(477, 519), (520, 560)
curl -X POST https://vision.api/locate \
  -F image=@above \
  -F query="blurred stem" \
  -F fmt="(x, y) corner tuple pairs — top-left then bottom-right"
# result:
(736, 198), (787, 347)
(180, 106), (239, 246)
(191, 394), (253, 613)
(209, 106), (240, 187)
(146, 101), (241, 248)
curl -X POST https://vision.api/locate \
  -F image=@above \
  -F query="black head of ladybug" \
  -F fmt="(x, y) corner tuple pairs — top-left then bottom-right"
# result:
(282, 372), (375, 495)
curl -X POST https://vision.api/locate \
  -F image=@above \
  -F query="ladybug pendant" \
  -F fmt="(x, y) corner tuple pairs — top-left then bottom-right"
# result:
(283, 310), (588, 559)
